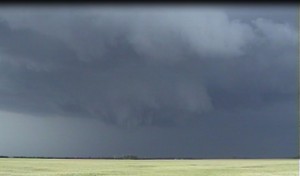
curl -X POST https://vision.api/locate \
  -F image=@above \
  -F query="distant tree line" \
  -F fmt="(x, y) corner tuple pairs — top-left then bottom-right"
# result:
(0, 156), (9, 158)
(0, 155), (298, 159)
(116, 155), (139, 160)
(0, 155), (139, 160)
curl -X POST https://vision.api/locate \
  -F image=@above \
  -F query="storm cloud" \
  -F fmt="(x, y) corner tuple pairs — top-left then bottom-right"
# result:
(0, 6), (297, 129)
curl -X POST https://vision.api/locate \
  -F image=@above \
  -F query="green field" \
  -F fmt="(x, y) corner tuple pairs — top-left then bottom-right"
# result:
(0, 158), (298, 176)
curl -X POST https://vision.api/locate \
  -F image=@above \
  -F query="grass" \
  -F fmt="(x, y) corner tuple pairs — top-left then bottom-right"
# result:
(0, 158), (298, 176)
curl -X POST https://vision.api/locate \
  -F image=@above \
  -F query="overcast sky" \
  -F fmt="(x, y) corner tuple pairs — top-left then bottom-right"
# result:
(0, 5), (298, 158)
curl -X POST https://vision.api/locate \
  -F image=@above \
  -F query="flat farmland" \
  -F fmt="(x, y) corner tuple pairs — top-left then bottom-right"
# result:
(0, 158), (298, 176)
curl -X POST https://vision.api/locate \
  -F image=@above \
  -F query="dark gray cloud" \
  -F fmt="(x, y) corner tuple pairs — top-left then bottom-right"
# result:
(0, 6), (297, 128)
(0, 6), (297, 158)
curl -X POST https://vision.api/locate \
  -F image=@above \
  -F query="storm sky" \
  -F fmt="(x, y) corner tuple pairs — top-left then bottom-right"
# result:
(0, 5), (298, 158)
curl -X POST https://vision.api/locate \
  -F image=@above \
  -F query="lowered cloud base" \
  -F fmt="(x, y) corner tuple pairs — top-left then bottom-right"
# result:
(0, 6), (297, 128)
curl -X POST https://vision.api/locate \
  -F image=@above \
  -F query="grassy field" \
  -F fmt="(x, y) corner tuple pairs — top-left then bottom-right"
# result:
(0, 158), (298, 176)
